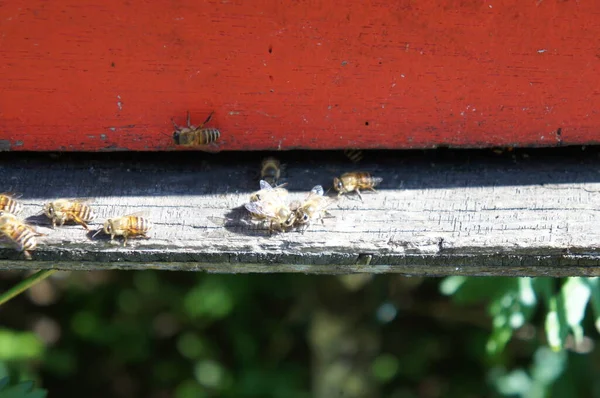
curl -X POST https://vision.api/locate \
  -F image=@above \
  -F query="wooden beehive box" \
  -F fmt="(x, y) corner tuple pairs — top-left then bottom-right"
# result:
(1, 1), (599, 277)
(2, 0), (599, 151)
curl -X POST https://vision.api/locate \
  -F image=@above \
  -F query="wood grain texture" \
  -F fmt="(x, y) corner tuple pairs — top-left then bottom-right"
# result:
(1, 1), (600, 151)
(0, 150), (599, 275)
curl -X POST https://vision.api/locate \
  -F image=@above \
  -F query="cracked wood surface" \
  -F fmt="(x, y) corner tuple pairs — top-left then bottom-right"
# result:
(0, 150), (600, 276)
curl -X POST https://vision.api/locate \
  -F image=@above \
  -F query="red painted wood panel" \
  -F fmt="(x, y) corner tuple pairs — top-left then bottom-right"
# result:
(1, 0), (600, 151)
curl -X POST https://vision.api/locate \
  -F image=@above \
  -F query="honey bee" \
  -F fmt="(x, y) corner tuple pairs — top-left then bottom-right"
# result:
(94, 212), (151, 246)
(291, 185), (335, 232)
(0, 212), (43, 259)
(344, 149), (364, 163)
(43, 199), (95, 230)
(244, 196), (295, 233)
(0, 193), (23, 215)
(172, 111), (220, 146)
(260, 157), (282, 186)
(249, 180), (288, 203)
(333, 172), (383, 201)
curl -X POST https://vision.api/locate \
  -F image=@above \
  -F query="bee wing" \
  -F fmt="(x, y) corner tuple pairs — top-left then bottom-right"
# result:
(259, 180), (274, 191)
(244, 201), (277, 218)
(310, 185), (324, 196)
(121, 211), (148, 218)
(289, 200), (302, 211)
(69, 198), (95, 203)
(372, 177), (384, 186)
(304, 185), (324, 200)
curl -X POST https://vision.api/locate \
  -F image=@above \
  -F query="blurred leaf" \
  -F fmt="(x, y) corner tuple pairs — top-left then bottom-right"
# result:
(545, 295), (568, 351)
(530, 346), (566, 386)
(0, 362), (8, 380)
(441, 277), (518, 304)
(486, 280), (536, 356)
(194, 359), (227, 389)
(117, 289), (142, 314)
(518, 278), (536, 307)
(0, 330), (44, 361)
(177, 333), (209, 360)
(439, 276), (467, 296)
(70, 311), (101, 339)
(0, 377), (46, 398)
(184, 279), (234, 320)
(371, 354), (399, 383)
(132, 271), (160, 295)
(153, 361), (186, 385)
(583, 278), (600, 333)
(561, 277), (590, 345)
(174, 379), (206, 398)
(492, 369), (532, 396)
(42, 349), (76, 377)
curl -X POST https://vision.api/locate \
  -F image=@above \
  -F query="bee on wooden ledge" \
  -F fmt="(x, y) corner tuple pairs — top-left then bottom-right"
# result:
(0, 211), (44, 260)
(43, 198), (95, 230)
(93, 212), (152, 247)
(333, 172), (383, 201)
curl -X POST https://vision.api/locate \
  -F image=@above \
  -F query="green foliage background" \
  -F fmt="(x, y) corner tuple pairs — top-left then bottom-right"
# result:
(1, 272), (599, 398)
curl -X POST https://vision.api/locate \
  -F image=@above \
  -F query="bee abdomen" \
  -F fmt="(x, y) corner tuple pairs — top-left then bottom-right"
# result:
(358, 173), (382, 188)
(133, 217), (151, 233)
(344, 149), (364, 163)
(76, 204), (95, 221)
(199, 128), (221, 145)
(0, 197), (22, 215)
(14, 226), (37, 251)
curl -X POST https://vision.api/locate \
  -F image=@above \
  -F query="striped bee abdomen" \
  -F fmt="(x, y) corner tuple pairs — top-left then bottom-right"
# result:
(199, 128), (221, 145)
(0, 195), (23, 215)
(11, 225), (37, 251)
(73, 203), (95, 221)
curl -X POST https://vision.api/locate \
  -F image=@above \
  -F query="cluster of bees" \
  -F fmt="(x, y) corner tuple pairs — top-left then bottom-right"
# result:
(0, 112), (378, 256)
(243, 157), (383, 233)
(0, 196), (151, 259)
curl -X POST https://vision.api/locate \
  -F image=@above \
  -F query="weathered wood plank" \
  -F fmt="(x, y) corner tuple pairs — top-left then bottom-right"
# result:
(0, 150), (600, 275)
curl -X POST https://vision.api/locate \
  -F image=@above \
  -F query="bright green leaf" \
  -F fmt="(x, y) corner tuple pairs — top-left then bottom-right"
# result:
(0, 330), (44, 361)
(545, 296), (568, 351)
(518, 278), (536, 307)
(561, 277), (591, 328)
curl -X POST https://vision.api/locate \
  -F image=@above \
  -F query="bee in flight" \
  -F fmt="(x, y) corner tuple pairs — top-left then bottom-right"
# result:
(343, 149), (364, 163)
(290, 185), (335, 233)
(249, 180), (288, 203)
(333, 172), (383, 201)
(0, 211), (44, 259)
(260, 157), (282, 186)
(0, 193), (24, 216)
(94, 212), (151, 246)
(43, 198), (95, 230)
(172, 111), (220, 147)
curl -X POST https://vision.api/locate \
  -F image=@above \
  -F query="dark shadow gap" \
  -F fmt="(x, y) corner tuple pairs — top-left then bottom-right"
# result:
(0, 145), (598, 199)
